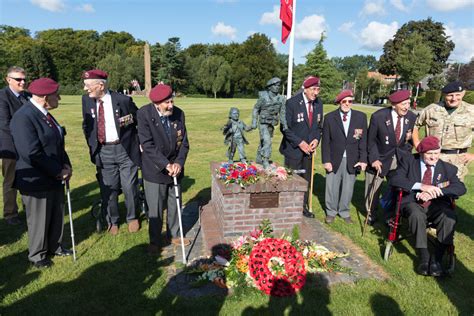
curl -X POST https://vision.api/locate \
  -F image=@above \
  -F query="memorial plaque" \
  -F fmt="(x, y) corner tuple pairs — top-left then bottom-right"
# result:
(249, 192), (279, 208)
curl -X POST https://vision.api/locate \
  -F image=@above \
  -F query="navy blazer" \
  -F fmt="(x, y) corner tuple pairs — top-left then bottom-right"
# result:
(389, 154), (466, 207)
(367, 107), (417, 177)
(137, 104), (189, 185)
(321, 109), (367, 174)
(82, 91), (140, 167)
(0, 87), (30, 159)
(10, 102), (71, 193)
(279, 92), (323, 160)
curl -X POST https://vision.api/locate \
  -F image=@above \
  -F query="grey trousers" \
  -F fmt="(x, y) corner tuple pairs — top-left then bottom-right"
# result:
(325, 158), (356, 218)
(2, 158), (18, 219)
(22, 187), (64, 262)
(256, 124), (274, 163)
(364, 156), (397, 215)
(98, 143), (138, 225)
(403, 202), (456, 248)
(144, 179), (182, 245)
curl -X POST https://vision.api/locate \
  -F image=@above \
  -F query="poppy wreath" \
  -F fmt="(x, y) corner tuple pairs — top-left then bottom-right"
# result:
(249, 238), (306, 296)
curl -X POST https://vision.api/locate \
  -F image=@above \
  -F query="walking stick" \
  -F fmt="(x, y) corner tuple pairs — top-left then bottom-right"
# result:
(173, 176), (187, 264)
(65, 180), (77, 261)
(362, 169), (380, 237)
(308, 151), (316, 213)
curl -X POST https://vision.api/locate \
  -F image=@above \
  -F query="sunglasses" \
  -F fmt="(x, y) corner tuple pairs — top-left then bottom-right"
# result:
(341, 100), (353, 104)
(9, 77), (26, 82)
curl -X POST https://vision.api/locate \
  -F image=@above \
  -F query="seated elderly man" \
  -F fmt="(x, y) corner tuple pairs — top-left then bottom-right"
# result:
(389, 136), (466, 276)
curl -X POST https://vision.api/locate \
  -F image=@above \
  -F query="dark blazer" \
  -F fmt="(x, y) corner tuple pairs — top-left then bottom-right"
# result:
(0, 87), (30, 158)
(10, 102), (71, 193)
(82, 91), (140, 167)
(321, 109), (367, 174)
(137, 104), (189, 185)
(389, 154), (466, 207)
(367, 107), (417, 177)
(279, 92), (323, 160)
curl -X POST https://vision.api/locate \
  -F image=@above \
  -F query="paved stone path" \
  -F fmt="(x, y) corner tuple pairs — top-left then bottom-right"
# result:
(163, 202), (388, 297)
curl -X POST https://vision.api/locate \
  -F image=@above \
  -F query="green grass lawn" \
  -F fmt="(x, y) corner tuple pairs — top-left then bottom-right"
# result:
(0, 96), (473, 315)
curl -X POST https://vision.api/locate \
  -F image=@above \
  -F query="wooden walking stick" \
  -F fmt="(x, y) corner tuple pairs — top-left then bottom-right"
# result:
(362, 169), (380, 237)
(308, 151), (316, 213)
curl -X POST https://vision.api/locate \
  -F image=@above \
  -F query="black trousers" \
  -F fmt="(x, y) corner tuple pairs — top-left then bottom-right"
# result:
(284, 155), (312, 208)
(22, 187), (64, 262)
(403, 202), (457, 249)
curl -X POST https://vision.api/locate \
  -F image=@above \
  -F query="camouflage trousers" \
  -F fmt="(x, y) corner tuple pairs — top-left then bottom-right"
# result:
(440, 153), (471, 182)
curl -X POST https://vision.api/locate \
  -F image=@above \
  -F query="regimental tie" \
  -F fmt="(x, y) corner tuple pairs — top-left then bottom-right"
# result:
(161, 116), (171, 138)
(46, 113), (60, 138)
(97, 99), (106, 144)
(307, 101), (313, 127)
(342, 112), (348, 122)
(421, 164), (432, 208)
(395, 115), (402, 143)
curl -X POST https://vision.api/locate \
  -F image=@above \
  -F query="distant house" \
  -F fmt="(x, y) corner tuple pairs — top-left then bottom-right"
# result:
(367, 71), (407, 90)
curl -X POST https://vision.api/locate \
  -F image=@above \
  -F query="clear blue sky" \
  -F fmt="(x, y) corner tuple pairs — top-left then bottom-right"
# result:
(1, 0), (473, 64)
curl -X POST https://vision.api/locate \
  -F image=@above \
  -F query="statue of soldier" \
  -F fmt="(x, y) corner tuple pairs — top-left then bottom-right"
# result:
(251, 77), (287, 168)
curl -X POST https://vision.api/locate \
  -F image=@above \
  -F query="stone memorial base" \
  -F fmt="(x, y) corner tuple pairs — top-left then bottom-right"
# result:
(201, 162), (308, 253)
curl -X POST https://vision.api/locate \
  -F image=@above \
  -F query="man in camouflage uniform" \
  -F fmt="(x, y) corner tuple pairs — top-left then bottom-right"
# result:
(251, 77), (287, 169)
(413, 81), (474, 181)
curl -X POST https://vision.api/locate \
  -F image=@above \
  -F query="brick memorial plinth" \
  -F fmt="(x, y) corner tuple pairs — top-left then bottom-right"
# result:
(200, 162), (308, 253)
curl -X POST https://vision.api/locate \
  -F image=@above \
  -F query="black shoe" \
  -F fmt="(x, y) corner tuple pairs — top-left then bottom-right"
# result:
(430, 261), (443, 277)
(32, 258), (52, 268)
(367, 215), (376, 226)
(325, 215), (335, 224)
(303, 209), (315, 218)
(6, 217), (22, 226)
(54, 248), (73, 257)
(417, 262), (430, 276)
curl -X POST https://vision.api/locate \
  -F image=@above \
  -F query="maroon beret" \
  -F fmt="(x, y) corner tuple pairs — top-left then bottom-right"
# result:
(82, 69), (108, 80)
(149, 84), (172, 104)
(28, 78), (59, 96)
(417, 136), (440, 153)
(335, 90), (353, 103)
(303, 76), (320, 88)
(389, 90), (410, 103)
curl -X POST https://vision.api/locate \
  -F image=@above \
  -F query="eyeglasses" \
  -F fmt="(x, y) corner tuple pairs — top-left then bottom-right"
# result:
(8, 77), (26, 82)
(341, 100), (353, 104)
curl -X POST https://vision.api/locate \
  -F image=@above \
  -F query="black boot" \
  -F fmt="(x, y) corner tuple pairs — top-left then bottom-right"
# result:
(416, 248), (430, 276)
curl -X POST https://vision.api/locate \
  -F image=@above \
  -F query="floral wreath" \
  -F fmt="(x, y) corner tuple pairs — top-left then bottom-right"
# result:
(249, 238), (306, 296)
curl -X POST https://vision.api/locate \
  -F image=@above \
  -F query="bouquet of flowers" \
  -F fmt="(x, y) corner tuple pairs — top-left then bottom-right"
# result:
(185, 220), (350, 296)
(217, 162), (259, 187)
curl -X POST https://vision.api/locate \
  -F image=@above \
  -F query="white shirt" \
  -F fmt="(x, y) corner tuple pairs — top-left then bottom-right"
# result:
(412, 159), (437, 191)
(340, 110), (351, 157)
(302, 93), (312, 118)
(96, 91), (119, 142)
(391, 109), (404, 141)
(30, 98), (62, 136)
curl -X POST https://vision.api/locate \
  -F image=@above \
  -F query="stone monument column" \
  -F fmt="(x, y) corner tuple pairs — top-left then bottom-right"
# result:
(144, 42), (152, 95)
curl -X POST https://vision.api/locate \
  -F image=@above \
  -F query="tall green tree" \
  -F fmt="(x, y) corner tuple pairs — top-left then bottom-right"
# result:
(379, 18), (454, 76)
(19, 43), (56, 80)
(97, 53), (144, 91)
(0, 25), (34, 81)
(198, 55), (232, 98)
(298, 34), (343, 103)
(394, 32), (433, 88)
(152, 37), (186, 91)
(331, 55), (377, 81)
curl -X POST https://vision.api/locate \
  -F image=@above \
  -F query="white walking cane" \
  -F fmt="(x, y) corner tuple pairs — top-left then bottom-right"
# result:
(173, 176), (187, 264)
(65, 180), (77, 261)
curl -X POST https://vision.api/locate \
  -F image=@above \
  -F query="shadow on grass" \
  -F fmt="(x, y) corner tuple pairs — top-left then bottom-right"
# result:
(2, 245), (173, 314)
(0, 215), (27, 246)
(370, 293), (403, 315)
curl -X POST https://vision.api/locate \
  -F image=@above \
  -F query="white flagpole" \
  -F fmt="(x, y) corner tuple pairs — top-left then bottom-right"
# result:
(286, 0), (296, 98)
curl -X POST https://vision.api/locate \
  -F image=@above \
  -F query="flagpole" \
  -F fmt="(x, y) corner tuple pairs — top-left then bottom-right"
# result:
(286, 0), (296, 98)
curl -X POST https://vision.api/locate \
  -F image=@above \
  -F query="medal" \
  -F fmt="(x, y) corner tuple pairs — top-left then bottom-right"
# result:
(385, 136), (389, 145)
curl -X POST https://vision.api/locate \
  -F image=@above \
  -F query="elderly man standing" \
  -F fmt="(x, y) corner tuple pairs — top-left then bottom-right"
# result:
(390, 136), (466, 276)
(82, 69), (141, 235)
(322, 90), (367, 224)
(412, 81), (474, 182)
(280, 76), (323, 218)
(137, 84), (189, 254)
(10, 78), (72, 268)
(365, 90), (417, 225)
(0, 66), (30, 225)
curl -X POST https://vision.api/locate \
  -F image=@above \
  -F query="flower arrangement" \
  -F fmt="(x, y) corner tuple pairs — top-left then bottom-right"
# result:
(216, 162), (291, 188)
(185, 220), (349, 296)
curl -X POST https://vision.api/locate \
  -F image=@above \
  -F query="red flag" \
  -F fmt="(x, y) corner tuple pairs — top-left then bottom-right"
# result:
(280, 0), (293, 44)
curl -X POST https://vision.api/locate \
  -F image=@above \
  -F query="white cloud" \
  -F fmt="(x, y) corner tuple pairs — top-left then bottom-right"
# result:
(270, 37), (278, 48)
(31, 0), (65, 12)
(390, 0), (409, 11)
(444, 25), (474, 62)
(426, 0), (474, 11)
(76, 3), (94, 13)
(295, 14), (328, 41)
(338, 22), (355, 33)
(260, 5), (280, 25)
(359, 21), (398, 51)
(211, 22), (237, 40)
(360, 0), (386, 16)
